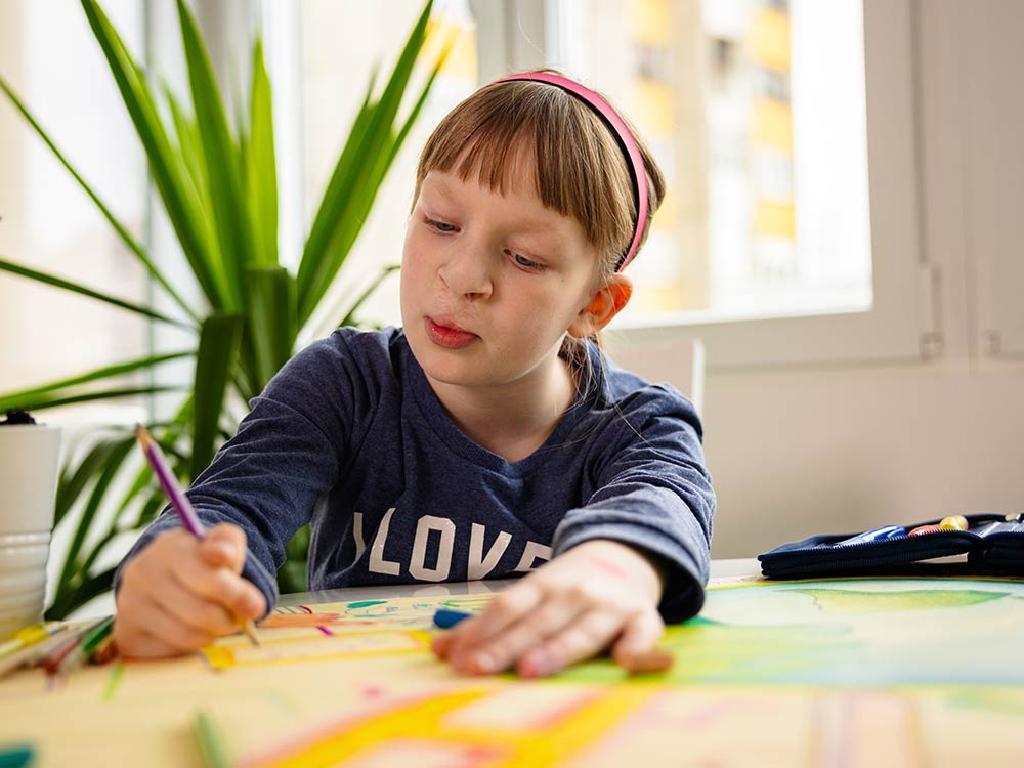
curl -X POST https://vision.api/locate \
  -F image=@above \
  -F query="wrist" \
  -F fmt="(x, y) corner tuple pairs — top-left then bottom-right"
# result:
(574, 539), (665, 601)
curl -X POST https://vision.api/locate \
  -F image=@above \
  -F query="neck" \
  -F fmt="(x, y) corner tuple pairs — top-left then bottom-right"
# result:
(426, 353), (578, 463)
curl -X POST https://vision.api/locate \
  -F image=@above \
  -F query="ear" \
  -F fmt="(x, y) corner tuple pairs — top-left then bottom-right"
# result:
(567, 273), (633, 338)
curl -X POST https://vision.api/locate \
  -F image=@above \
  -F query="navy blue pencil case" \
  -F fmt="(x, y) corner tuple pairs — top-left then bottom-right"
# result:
(758, 512), (1024, 579)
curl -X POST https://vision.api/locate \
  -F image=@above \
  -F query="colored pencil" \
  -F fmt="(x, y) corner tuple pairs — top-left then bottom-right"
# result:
(134, 425), (260, 647)
(41, 617), (108, 677)
(0, 624), (74, 679)
(0, 624), (51, 660)
(51, 616), (114, 679)
(258, 612), (341, 629)
(193, 710), (231, 768)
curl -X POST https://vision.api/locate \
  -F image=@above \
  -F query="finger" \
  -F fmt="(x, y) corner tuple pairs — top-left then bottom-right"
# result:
(451, 595), (587, 675)
(175, 563), (266, 619)
(116, 592), (215, 656)
(611, 611), (673, 674)
(157, 572), (239, 637)
(113, 612), (154, 658)
(617, 647), (674, 675)
(518, 608), (624, 678)
(431, 632), (455, 659)
(116, 626), (186, 659)
(141, 600), (218, 653)
(123, 537), (262, 625)
(446, 584), (544, 654)
(113, 586), (161, 650)
(200, 524), (248, 571)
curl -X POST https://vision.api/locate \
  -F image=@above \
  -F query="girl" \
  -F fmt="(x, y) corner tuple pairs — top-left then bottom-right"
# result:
(114, 71), (715, 678)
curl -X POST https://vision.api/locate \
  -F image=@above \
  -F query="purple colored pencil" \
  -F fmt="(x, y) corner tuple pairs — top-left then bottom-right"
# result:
(136, 426), (205, 537)
(134, 425), (260, 647)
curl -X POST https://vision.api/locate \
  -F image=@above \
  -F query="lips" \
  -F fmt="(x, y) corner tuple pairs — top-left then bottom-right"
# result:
(425, 316), (478, 350)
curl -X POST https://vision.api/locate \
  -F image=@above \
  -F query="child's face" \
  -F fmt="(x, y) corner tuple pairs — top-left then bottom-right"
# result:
(400, 162), (601, 393)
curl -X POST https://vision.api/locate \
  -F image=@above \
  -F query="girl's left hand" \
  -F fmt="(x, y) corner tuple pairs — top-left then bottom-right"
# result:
(432, 539), (666, 678)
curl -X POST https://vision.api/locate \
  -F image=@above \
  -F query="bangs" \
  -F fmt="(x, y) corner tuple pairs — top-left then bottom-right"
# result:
(415, 81), (636, 262)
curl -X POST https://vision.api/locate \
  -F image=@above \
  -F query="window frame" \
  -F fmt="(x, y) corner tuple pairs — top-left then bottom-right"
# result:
(482, 0), (937, 372)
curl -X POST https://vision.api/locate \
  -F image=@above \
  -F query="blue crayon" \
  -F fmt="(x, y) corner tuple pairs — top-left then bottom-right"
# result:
(433, 608), (473, 629)
(834, 524), (906, 547)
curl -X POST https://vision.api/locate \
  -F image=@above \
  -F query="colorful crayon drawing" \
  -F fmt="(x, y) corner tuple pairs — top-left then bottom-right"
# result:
(211, 578), (1024, 685)
(185, 578), (1024, 767)
(205, 594), (489, 670)
(4, 578), (1024, 766)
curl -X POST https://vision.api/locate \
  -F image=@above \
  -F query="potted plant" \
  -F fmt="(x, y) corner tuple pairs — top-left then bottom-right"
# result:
(0, 0), (451, 618)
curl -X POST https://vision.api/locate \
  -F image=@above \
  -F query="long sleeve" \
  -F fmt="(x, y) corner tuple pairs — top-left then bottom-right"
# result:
(552, 386), (715, 623)
(115, 334), (362, 614)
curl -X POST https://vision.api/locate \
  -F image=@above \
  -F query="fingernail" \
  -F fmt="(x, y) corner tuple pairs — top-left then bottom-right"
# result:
(621, 648), (674, 675)
(523, 651), (559, 678)
(431, 636), (450, 658)
(471, 651), (495, 673)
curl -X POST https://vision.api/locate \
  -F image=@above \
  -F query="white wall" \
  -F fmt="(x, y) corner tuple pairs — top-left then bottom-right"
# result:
(703, 0), (1024, 557)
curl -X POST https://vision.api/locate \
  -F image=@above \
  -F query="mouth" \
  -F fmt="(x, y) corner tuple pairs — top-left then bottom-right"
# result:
(425, 316), (478, 350)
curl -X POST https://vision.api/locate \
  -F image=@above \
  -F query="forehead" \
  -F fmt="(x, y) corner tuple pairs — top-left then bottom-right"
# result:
(443, 136), (542, 200)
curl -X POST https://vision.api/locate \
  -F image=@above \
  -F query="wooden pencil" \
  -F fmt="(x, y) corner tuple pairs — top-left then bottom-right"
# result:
(135, 425), (260, 647)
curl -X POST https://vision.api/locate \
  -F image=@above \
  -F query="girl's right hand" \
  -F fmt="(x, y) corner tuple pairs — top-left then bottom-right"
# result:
(113, 523), (266, 657)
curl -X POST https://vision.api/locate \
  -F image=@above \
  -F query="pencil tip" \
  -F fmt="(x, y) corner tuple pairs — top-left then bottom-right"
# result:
(243, 621), (261, 648)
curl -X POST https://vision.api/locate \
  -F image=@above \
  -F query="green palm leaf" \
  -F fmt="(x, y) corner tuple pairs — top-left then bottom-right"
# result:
(176, 0), (253, 310)
(0, 350), (192, 413)
(0, 77), (199, 324)
(56, 435), (135, 593)
(191, 313), (245, 479)
(45, 566), (116, 620)
(246, 266), (296, 392)
(246, 39), (279, 267)
(9, 385), (183, 414)
(0, 255), (193, 330)
(295, 88), (378, 321)
(54, 432), (134, 528)
(164, 85), (218, 253)
(296, 0), (434, 324)
(80, 0), (228, 308)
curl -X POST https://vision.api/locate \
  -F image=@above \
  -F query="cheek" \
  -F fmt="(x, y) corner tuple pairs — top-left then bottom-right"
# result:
(400, 230), (432, 283)
(496, 284), (579, 350)
(399, 225), (418, 269)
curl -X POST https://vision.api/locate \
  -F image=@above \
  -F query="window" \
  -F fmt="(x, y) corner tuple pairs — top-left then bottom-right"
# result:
(553, 0), (871, 324)
(0, 0), (148, 423)
(488, 0), (933, 370)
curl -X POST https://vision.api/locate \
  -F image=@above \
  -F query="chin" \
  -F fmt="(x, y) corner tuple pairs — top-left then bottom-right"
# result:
(415, 345), (497, 388)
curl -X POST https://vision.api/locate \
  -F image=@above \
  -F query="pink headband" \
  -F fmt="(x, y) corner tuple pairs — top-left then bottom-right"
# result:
(496, 72), (650, 271)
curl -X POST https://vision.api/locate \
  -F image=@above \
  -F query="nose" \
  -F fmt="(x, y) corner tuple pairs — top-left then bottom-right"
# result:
(438, 241), (493, 300)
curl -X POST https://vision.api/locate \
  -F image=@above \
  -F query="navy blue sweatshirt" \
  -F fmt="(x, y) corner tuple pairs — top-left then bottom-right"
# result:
(119, 328), (715, 622)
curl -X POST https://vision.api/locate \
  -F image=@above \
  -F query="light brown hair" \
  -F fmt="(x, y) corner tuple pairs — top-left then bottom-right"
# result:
(413, 72), (667, 396)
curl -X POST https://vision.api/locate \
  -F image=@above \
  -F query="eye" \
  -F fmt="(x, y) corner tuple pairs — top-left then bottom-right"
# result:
(506, 250), (545, 271)
(424, 216), (457, 233)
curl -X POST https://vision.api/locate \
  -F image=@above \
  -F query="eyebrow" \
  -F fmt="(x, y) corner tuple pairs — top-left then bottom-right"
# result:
(422, 177), (568, 238)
